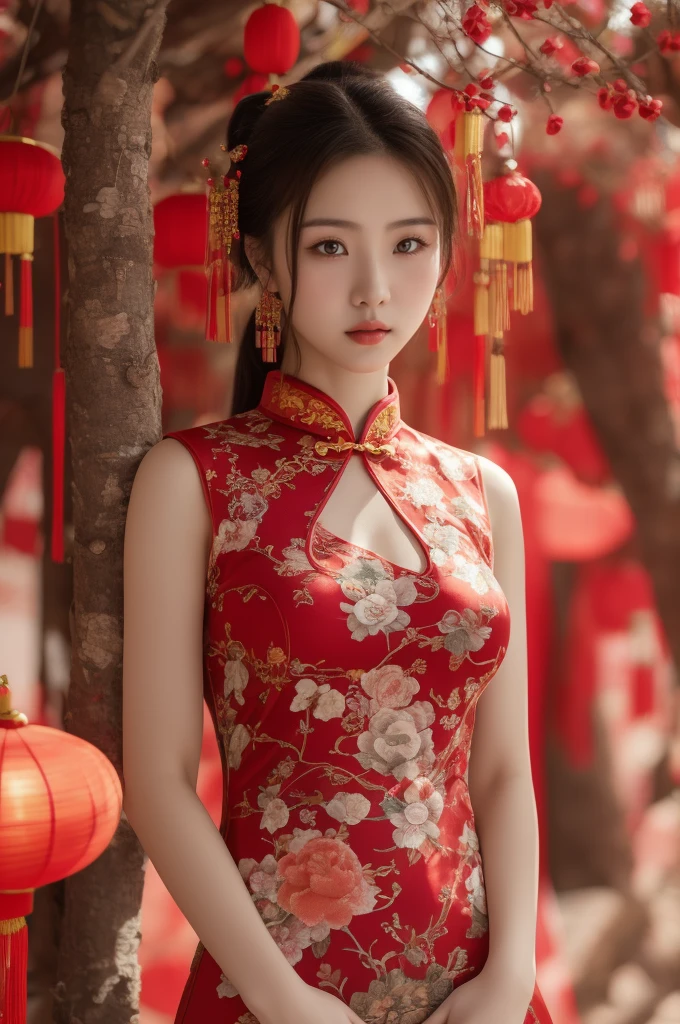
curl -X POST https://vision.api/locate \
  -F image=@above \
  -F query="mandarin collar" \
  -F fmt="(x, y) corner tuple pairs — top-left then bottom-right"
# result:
(258, 370), (401, 447)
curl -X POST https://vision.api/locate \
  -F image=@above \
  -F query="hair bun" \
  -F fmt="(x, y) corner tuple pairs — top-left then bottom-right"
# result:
(300, 60), (383, 85)
(226, 89), (274, 149)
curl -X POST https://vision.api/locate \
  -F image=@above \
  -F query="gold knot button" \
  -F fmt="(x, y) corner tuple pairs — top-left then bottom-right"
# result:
(314, 439), (396, 458)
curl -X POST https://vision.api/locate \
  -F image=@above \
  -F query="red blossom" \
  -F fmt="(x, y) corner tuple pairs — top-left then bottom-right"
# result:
(571, 56), (600, 76)
(612, 91), (637, 119)
(462, 4), (492, 44)
(597, 87), (612, 110)
(479, 75), (495, 89)
(657, 29), (680, 52)
(638, 95), (663, 120)
(539, 36), (563, 55)
(503, 0), (538, 18)
(546, 114), (564, 134)
(630, 2), (651, 26)
(497, 104), (515, 122)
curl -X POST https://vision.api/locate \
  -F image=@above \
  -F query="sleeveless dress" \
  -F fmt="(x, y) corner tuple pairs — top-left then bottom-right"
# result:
(162, 369), (553, 1024)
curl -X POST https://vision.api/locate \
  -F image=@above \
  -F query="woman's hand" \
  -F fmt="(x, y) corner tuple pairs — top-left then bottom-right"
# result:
(420, 969), (535, 1024)
(252, 977), (367, 1024)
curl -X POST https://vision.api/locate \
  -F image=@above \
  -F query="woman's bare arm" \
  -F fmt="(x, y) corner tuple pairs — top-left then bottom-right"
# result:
(466, 455), (539, 994)
(122, 438), (307, 1020)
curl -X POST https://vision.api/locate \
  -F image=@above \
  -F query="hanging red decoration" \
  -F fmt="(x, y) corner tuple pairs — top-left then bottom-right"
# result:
(243, 3), (300, 76)
(233, 72), (270, 105)
(0, 135), (64, 368)
(473, 169), (542, 432)
(0, 676), (122, 1024)
(153, 192), (206, 270)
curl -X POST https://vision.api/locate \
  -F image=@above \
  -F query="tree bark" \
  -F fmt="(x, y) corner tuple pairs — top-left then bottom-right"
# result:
(533, 170), (680, 678)
(53, 1), (168, 1021)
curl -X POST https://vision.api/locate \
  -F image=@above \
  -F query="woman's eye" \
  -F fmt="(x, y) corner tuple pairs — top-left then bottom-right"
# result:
(311, 236), (429, 258)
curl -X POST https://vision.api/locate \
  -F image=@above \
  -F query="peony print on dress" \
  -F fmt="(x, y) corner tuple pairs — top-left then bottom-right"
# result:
(162, 371), (551, 1024)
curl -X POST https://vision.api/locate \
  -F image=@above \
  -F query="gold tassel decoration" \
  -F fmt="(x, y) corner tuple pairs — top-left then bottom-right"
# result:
(503, 219), (533, 314)
(488, 335), (508, 430)
(455, 110), (485, 239)
(203, 144), (247, 344)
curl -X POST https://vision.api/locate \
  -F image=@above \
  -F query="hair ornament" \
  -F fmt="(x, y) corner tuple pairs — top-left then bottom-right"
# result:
(264, 83), (291, 105)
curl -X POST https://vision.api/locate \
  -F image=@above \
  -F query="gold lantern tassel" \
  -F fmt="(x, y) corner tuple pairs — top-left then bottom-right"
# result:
(488, 335), (508, 430)
(455, 110), (485, 239)
(503, 219), (533, 314)
(482, 224), (508, 337)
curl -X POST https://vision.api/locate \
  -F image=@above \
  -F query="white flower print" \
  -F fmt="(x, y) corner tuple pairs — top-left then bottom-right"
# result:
(227, 722), (250, 769)
(422, 520), (462, 567)
(437, 608), (492, 658)
(360, 664), (420, 713)
(355, 701), (436, 781)
(403, 476), (446, 510)
(258, 784), (290, 833)
(387, 776), (445, 850)
(338, 557), (417, 642)
(451, 494), (486, 528)
(450, 553), (500, 595)
(212, 517), (258, 561)
(324, 792), (371, 825)
(277, 538), (314, 576)
(223, 656), (249, 705)
(465, 863), (488, 938)
(289, 678), (345, 720)
(460, 821), (480, 853)
(437, 449), (477, 483)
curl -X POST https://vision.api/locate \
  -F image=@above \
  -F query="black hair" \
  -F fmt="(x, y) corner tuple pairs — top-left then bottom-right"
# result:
(227, 60), (458, 414)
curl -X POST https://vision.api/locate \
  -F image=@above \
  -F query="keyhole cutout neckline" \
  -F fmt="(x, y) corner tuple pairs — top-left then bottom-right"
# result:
(257, 370), (434, 579)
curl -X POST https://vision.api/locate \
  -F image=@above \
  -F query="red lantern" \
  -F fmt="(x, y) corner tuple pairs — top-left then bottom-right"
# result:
(0, 136), (66, 565)
(473, 170), (542, 433)
(153, 192), (206, 270)
(243, 4), (300, 76)
(0, 135), (64, 368)
(0, 677), (122, 1024)
(233, 72), (270, 105)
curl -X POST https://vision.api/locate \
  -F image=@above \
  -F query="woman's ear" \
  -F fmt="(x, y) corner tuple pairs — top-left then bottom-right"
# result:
(243, 234), (278, 293)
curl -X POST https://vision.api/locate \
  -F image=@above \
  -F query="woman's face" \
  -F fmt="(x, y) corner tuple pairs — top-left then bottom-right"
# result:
(246, 152), (443, 376)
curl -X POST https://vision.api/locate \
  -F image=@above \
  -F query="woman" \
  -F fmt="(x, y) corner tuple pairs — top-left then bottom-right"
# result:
(122, 61), (553, 1024)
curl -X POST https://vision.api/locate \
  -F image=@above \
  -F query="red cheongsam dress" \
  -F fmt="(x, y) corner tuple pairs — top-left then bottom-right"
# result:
(162, 369), (553, 1024)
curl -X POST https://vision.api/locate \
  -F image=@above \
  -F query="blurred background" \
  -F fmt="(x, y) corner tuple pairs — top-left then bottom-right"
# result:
(1, 0), (680, 1022)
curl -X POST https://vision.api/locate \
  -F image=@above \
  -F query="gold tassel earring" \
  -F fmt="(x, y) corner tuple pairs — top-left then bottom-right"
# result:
(255, 287), (283, 363)
(427, 285), (448, 386)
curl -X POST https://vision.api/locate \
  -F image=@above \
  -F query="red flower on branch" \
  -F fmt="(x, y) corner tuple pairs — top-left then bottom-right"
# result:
(546, 114), (564, 134)
(630, 2), (651, 27)
(462, 4), (492, 43)
(657, 29), (680, 52)
(638, 95), (663, 120)
(571, 56), (600, 76)
(597, 87), (612, 110)
(539, 36), (563, 55)
(612, 91), (637, 118)
(497, 104), (515, 121)
(503, 0), (538, 19)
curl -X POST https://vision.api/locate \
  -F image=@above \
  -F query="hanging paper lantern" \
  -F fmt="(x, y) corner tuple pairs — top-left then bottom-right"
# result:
(243, 3), (300, 76)
(0, 676), (122, 1024)
(233, 72), (270, 105)
(153, 193), (206, 270)
(474, 169), (542, 433)
(0, 135), (64, 368)
(484, 169), (542, 314)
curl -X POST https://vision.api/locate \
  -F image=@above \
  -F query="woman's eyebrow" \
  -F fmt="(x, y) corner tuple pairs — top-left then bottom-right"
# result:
(300, 217), (437, 229)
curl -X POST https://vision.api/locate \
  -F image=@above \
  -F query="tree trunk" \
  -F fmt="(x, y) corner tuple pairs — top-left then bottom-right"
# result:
(53, 1), (168, 1020)
(533, 170), (680, 678)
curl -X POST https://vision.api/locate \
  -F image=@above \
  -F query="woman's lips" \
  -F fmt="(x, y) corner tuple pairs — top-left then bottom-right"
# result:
(345, 329), (390, 346)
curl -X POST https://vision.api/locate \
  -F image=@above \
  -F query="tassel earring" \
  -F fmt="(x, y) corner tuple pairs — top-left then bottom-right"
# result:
(255, 288), (283, 363)
(427, 285), (448, 385)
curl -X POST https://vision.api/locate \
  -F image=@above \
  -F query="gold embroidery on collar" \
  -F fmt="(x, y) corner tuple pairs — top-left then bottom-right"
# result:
(271, 378), (348, 436)
(367, 403), (399, 444)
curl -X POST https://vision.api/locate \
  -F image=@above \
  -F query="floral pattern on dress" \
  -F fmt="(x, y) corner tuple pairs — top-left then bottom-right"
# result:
(162, 371), (551, 1024)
